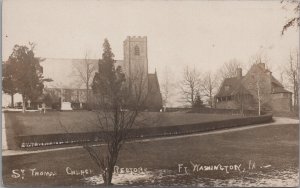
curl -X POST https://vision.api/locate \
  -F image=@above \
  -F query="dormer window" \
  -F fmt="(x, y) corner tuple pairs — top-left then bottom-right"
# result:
(134, 45), (140, 56)
(225, 85), (230, 91)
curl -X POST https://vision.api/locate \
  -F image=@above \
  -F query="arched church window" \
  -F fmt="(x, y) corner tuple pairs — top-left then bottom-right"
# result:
(134, 45), (140, 56)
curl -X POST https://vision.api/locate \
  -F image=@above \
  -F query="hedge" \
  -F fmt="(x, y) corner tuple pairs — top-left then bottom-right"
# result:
(17, 113), (273, 148)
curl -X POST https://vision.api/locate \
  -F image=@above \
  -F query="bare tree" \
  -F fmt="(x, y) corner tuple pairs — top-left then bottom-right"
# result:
(284, 50), (299, 111)
(82, 39), (152, 185)
(254, 75), (264, 116)
(161, 66), (174, 108)
(280, 0), (299, 108)
(245, 56), (271, 115)
(180, 66), (200, 106)
(200, 71), (218, 108)
(218, 59), (242, 80)
(72, 51), (97, 105)
(85, 68), (149, 185)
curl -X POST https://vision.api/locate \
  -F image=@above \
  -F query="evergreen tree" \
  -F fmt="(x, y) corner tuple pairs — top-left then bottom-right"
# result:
(193, 91), (205, 108)
(92, 39), (125, 105)
(2, 62), (17, 107)
(6, 43), (51, 112)
(89, 39), (132, 185)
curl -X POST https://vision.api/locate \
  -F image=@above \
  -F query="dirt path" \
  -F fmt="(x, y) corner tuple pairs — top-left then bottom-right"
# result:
(2, 113), (20, 150)
(2, 116), (298, 156)
(2, 113), (8, 150)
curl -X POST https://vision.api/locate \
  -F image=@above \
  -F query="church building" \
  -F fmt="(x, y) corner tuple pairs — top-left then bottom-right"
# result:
(42, 36), (163, 111)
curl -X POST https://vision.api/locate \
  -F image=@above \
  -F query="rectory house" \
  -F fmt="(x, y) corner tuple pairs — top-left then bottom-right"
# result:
(215, 63), (292, 113)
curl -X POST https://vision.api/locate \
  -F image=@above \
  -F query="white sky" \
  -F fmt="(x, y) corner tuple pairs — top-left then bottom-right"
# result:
(2, 0), (299, 106)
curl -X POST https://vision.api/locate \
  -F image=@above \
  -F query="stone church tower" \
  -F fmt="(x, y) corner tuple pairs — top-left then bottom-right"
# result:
(123, 36), (149, 98)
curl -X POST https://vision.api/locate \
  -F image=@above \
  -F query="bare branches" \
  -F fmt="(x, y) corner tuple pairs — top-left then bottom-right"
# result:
(161, 66), (175, 108)
(281, 0), (300, 35)
(283, 50), (299, 110)
(217, 59), (242, 80)
(71, 51), (97, 103)
(85, 58), (149, 185)
(245, 54), (271, 115)
(200, 71), (218, 108)
(57, 39), (156, 185)
(282, 17), (299, 35)
(180, 66), (201, 106)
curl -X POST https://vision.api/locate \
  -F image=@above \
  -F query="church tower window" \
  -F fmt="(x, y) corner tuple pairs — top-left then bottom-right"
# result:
(134, 45), (140, 56)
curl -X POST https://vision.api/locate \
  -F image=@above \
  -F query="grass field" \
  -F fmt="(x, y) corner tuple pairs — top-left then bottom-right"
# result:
(3, 123), (298, 186)
(4, 111), (242, 136)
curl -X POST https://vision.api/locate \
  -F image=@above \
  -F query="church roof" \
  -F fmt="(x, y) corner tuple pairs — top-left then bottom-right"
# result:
(41, 58), (123, 89)
(148, 73), (161, 93)
(147, 73), (163, 110)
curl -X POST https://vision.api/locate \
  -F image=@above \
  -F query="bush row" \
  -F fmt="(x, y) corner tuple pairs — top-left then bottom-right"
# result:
(18, 114), (273, 148)
(188, 108), (263, 116)
(166, 107), (263, 116)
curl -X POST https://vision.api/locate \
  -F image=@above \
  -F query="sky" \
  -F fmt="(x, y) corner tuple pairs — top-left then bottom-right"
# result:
(2, 0), (299, 106)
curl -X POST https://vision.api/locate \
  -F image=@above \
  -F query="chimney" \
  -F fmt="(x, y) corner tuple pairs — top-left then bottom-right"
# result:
(265, 69), (272, 76)
(258, 63), (265, 69)
(236, 68), (242, 78)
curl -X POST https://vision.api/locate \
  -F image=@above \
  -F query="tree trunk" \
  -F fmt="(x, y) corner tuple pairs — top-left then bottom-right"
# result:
(102, 171), (108, 185)
(209, 88), (213, 108)
(107, 169), (113, 186)
(191, 91), (194, 106)
(258, 99), (261, 116)
(86, 85), (89, 109)
(22, 95), (26, 113)
(86, 63), (89, 106)
(102, 147), (120, 186)
(102, 168), (113, 186)
(294, 81), (296, 111)
(256, 82), (261, 116)
(296, 82), (299, 111)
(10, 94), (14, 108)
(293, 78), (298, 112)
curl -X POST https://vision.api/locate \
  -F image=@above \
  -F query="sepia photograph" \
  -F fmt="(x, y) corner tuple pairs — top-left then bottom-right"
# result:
(2, 0), (299, 187)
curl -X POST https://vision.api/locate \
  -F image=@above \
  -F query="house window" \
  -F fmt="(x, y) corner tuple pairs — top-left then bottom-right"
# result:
(225, 86), (230, 91)
(134, 45), (140, 56)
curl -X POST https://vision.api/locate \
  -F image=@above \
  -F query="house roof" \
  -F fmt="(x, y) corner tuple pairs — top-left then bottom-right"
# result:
(215, 63), (291, 99)
(215, 75), (290, 97)
(272, 87), (292, 94)
(215, 76), (251, 97)
(271, 75), (283, 87)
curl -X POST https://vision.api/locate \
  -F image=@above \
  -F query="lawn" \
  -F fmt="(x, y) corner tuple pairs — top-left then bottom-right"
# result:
(4, 111), (242, 136)
(3, 123), (298, 187)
